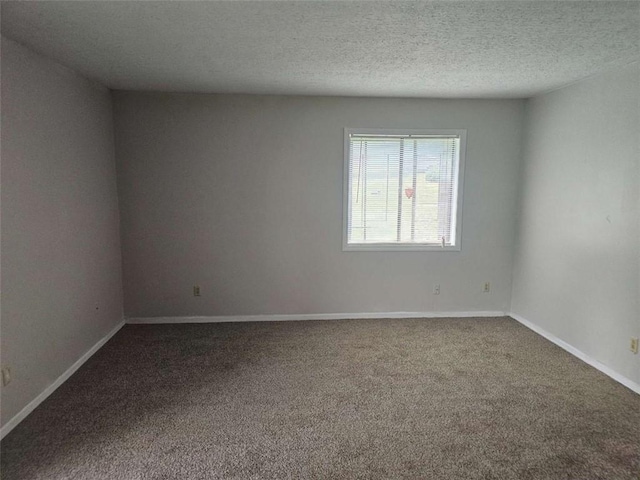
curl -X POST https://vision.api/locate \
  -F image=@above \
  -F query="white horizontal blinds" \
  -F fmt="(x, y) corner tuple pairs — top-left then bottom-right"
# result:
(348, 134), (459, 245)
(348, 137), (401, 243)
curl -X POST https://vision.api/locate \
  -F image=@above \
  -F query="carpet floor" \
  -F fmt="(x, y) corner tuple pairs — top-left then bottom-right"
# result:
(1, 317), (639, 479)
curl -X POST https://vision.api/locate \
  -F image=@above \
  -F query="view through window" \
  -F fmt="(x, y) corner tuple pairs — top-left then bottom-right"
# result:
(344, 130), (465, 250)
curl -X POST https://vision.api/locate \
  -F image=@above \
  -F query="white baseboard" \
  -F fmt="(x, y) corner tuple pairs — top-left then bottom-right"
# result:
(126, 311), (507, 324)
(509, 312), (640, 395)
(0, 320), (125, 440)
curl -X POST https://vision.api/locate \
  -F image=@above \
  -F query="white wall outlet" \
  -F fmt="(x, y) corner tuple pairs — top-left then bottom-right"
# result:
(433, 284), (440, 295)
(193, 285), (201, 297)
(483, 282), (491, 293)
(631, 338), (639, 354)
(2, 367), (12, 386)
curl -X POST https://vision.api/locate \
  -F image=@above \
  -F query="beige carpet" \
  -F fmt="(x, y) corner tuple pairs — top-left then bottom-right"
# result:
(1, 317), (639, 479)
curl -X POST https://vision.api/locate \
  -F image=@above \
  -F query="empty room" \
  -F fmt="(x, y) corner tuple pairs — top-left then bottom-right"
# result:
(1, 1), (639, 478)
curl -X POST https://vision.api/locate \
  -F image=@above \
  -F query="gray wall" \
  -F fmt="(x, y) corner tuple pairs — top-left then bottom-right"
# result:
(114, 93), (524, 318)
(511, 62), (640, 385)
(1, 39), (124, 426)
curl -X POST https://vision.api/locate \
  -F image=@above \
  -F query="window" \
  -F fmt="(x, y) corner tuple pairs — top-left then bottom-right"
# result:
(343, 129), (466, 251)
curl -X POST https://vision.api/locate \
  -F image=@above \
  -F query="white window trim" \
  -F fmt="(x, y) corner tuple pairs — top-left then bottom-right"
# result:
(342, 128), (467, 252)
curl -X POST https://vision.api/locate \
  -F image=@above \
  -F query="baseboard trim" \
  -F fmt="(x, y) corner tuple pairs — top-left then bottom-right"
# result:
(126, 311), (507, 324)
(0, 320), (125, 440)
(509, 312), (640, 395)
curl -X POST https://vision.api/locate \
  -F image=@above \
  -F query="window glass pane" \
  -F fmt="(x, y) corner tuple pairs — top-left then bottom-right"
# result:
(347, 133), (462, 248)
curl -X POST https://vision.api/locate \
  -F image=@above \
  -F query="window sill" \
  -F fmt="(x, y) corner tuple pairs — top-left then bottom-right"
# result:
(342, 243), (461, 252)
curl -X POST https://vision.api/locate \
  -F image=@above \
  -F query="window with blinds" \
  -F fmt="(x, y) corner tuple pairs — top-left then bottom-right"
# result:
(343, 129), (466, 251)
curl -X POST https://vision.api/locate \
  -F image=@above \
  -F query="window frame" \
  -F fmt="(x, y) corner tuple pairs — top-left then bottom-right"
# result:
(342, 128), (467, 252)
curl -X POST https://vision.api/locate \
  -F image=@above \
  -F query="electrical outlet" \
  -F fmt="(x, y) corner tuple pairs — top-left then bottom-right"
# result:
(193, 285), (201, 297)
(2, 367), (11, 386)
(433, 284), (440, 295)
(631, 338), (639, 354)
(483, 282), (491, 293)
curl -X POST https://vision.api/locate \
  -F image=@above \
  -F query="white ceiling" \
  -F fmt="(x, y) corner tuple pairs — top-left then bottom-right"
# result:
(1, 1), (639, 98)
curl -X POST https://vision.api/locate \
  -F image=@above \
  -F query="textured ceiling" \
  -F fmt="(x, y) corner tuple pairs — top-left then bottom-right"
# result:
(1, 1), (639, 98)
